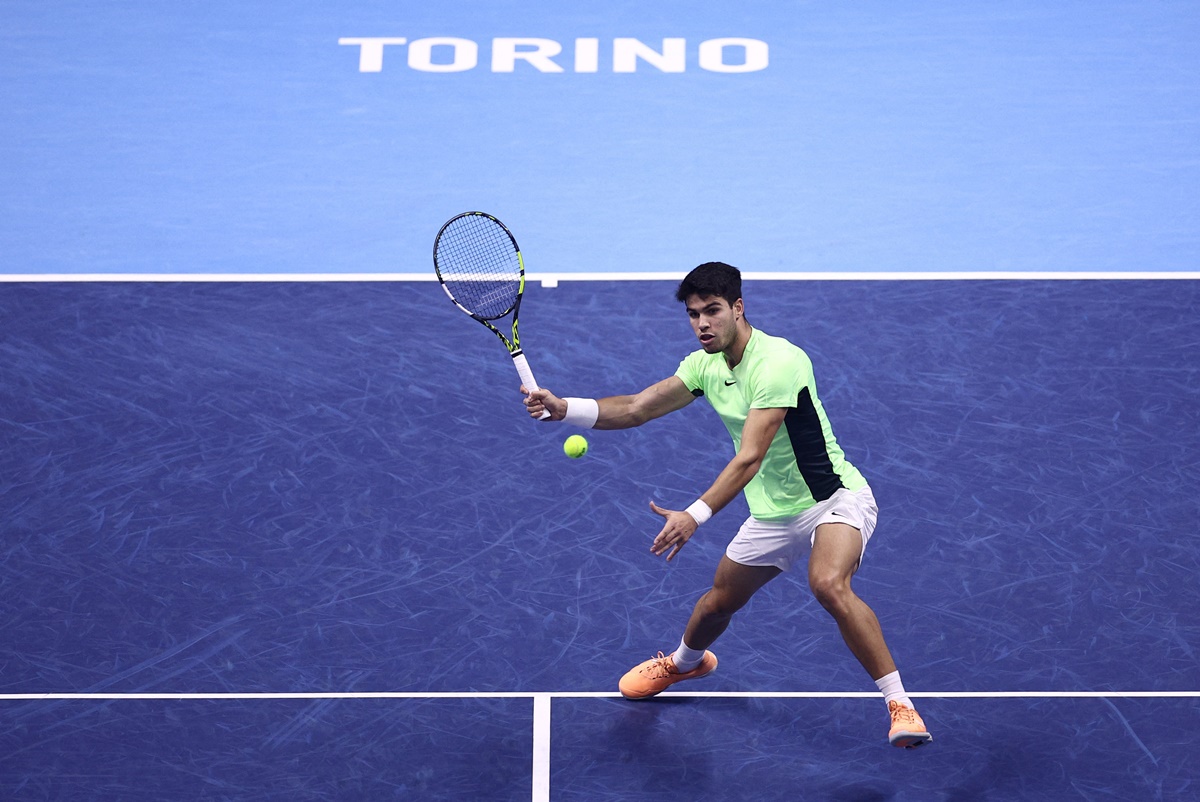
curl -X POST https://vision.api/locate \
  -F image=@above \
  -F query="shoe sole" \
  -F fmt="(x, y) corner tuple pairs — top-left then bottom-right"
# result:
(890, 731), (933, 749)
(619, 661), (717, 700)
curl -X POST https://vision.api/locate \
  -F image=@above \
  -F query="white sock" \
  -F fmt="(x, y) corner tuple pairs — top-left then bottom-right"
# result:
(875, 670), (913, 709)
(671, 638), (707, 672)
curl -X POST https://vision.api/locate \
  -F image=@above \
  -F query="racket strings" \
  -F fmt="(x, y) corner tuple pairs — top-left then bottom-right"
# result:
(435, 216), (522, 320)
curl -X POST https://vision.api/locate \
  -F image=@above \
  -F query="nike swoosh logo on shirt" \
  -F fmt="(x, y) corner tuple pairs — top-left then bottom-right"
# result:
(724, 379), (737, 386)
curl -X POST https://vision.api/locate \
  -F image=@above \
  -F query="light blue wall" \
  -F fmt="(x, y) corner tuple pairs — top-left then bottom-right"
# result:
(2, 2), (1197, 274)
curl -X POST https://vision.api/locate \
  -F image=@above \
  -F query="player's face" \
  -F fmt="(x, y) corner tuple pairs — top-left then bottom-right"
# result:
(685, 294), (742, 353)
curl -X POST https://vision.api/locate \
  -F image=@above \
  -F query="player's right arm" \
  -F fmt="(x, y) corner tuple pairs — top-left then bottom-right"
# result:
(523, 376), (694, 429)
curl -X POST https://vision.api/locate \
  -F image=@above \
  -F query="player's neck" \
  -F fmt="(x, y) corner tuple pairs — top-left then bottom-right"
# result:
(722, 322), (754, 369)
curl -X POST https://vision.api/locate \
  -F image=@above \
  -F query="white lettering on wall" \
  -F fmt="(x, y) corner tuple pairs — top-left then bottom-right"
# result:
(612, 38), (686, 73)
(492, 38), (565, 73)
(574, 38), (600, 73)
(698, 38), (769, 73)
(407, 37), (478, 72)
(339, 37), (769, 74)
(337, 38), (408, 72)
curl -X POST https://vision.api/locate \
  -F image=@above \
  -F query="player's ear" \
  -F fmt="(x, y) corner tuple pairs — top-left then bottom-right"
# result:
(733, 298), (744, 318)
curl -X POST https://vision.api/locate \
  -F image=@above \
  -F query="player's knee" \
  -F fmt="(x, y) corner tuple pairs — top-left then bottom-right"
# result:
(698, 587), (744, 619)
(808, 571), (852, 614)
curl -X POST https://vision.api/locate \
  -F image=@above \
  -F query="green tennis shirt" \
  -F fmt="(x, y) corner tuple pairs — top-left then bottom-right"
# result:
(674, 328), (867, 521)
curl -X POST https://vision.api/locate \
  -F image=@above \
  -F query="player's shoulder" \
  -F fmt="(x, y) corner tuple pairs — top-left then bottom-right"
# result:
(675, 347), (725, 387)
(753, 328), (804, 352)
(747, 329), (810, 367)
(679, 347), (723, 369)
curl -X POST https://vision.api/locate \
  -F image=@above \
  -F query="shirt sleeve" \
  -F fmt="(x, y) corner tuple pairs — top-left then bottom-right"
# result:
(748, 347), (813, 409)
(674, 350), (706, 395)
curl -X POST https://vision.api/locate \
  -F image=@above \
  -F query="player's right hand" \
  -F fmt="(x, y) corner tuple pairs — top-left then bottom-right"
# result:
(522, 386), (566, 421)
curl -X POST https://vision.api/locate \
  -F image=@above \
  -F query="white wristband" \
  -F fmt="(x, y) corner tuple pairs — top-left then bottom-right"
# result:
(685, 499), (713, 526)
(563, 397), (599, 429)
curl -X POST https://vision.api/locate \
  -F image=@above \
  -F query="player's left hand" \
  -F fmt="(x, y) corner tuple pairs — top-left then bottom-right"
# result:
(649, 500), (698, 561)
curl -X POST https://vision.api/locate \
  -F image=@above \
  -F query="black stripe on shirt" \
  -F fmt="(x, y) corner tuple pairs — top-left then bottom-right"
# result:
(783, 386), (844, 502)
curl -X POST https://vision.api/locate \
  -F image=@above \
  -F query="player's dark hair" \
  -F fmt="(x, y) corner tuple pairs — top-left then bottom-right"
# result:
(676, 262), (742, 307)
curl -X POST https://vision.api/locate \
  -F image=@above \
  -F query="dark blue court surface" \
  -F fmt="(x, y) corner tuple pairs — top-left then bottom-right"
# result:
(551, 696), (1200, 801)
(2, 697), (534, 800)
(2, 279), (1198, 799)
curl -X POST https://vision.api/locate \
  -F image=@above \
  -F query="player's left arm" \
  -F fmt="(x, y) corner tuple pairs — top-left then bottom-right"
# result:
(650, 406), (788, 561)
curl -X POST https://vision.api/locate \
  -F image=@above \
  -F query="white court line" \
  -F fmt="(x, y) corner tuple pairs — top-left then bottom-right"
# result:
(2, 690), (1197, 700)
(2, 271), (1199, 283)
(8, 690), (1195, 802)
(532, 695), (551, 802)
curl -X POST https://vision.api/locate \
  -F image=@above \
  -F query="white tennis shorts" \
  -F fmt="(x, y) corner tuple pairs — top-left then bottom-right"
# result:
(725, 486), (879, 573)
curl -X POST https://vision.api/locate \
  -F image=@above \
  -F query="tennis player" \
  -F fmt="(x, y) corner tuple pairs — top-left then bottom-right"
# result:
(523, 262), (931, 748)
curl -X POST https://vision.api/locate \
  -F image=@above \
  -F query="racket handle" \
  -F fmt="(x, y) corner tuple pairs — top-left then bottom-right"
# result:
(513, 351), (551, 420)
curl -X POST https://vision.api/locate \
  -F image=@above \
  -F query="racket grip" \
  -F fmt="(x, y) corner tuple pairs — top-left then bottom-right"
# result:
(513, 351), (551, 420)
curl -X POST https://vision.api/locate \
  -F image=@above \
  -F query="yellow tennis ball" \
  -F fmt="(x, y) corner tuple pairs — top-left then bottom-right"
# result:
(563, 434), (589, 459)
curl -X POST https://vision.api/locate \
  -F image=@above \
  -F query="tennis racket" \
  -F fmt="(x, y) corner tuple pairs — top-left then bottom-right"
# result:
(433, 211), (550, 418)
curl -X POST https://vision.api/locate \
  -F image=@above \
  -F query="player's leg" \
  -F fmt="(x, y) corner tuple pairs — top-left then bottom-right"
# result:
(808, 522), (895, 675)
(681, 556), (781, 654)
(808, 521), (931, 748)
(618, 556), (780, 699)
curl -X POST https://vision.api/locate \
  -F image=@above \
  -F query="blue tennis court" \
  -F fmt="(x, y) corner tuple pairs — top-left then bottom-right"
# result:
(2, 280), (1198, 799)
(3, 1), (1199, 800)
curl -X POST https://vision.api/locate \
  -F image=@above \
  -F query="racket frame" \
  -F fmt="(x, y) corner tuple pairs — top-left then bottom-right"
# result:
(433, 211), (547, 413)
(433, 211), (527, 354)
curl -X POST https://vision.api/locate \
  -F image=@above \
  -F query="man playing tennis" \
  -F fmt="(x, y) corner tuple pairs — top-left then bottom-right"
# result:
(523, 262), (931, 748)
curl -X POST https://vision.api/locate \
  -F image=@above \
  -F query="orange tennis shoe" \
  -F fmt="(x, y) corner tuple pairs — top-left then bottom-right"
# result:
(888, 700), (933, 748)
(618, 650), (718, 699)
